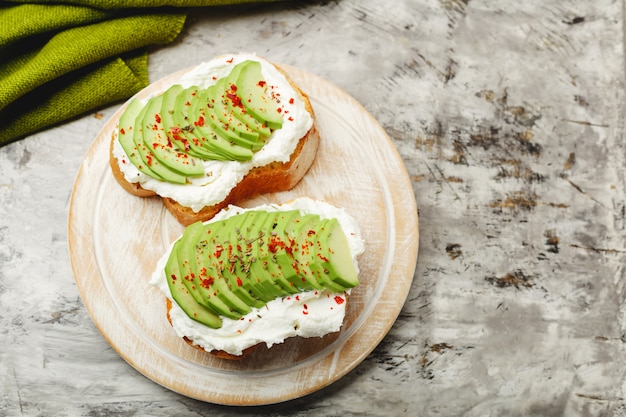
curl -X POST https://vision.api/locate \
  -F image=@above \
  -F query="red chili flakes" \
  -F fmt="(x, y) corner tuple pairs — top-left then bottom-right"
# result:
(194, 116), (205, 127)
(288, 116), (294, 122)
(214, 245), (223, 258)
(334, 296), (345, 305)
(201, 277), (214, 288)
(307, 230), (316, 236)
(226, 57), (234, 63)
(302, 303), (309, 315)
(227, 92), (242, 107)
(236, 277), (243, 287)
(257, 80), (267, 87)
(120, 128), (126, 135)
(289, 98), (295, 105)
(155, 113), (161, 124)
(268, 235), (286, 253)
(170, 274), (178, 282)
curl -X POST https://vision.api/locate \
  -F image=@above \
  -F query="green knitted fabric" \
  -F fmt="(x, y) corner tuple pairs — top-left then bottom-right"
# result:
(0, 0), (282, 146)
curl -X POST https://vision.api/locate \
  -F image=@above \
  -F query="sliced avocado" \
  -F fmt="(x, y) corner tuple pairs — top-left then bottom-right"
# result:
(251, 211), (300, 294)
(160, 84), (207, 159)
(242, 211), (287, 299)
(117, 99), (164, 179)
(232, 210), (285, 300)
(142, 94), (204, 178)
(222, 212), (274, 303)
(289, 214), (327, 291)
(275, 213), (324, 291)
(171, 86), (229, 161)
(194, 235), (252, 317)
(224, 62), (272, 139)
(170, 209), (359, 326)
(203, 214), (265, 308)
(203, 83), (259, 150)
(307, 219), (352, 293)
(183, 222), (241, 320)
(176, 221), (211, 308)
(191, 87), (254, 162)
(131, 96), (187, 184)
(165, 239), (223, 328)
(314, 218), (360, 289)
(212, 77), (262, 144)
(236, 60), (283, 130)
(159, 84), (184, 147)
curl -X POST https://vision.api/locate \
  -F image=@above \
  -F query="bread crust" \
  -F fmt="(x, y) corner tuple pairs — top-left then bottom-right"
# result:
(109, 62), (318, 226)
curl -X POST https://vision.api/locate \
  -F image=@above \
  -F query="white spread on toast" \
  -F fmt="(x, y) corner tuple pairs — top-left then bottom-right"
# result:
(112, 53), (314, 212)
(150, 198), (365, 356)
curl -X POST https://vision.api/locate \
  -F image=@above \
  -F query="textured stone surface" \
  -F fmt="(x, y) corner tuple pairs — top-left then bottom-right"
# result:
(1, 0), (625, 415)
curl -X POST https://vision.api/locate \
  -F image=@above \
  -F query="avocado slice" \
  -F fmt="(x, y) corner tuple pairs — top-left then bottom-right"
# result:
(165, 238), (223, 328)
(170, 86), (230, 161)
(203, 214), (266, 309)
(202, 83), (261, 151)
(190, 87), (254, 162)
(176, 221), (211, 308)
(250, 211), (300, 294)
(233, 210), (286, 300)
(159, 84), (185, 150)
(160, 84), (209, 159)
(275, 214), (324, 291)
(194, 233), (252, 317)
(221, 212), (274, 303)
(131, 96), (187, 184)
(236, 60), (283, 130)
(307, 219), (352, 293)
(313, 218), (360, 289)
(212, 77), (262, 144)
(186, 222), (243, 320)
(242, 210), (287, 299)
(117, 99), (165, 179)
(142, 93), (204, 179)
(224, 62), (272, 139)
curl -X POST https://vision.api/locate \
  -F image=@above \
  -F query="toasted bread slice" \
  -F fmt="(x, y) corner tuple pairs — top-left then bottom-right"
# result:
(109, 58), (318, 226)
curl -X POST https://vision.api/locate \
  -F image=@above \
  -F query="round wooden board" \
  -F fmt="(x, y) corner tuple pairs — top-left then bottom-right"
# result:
(68, 63), (419, 405)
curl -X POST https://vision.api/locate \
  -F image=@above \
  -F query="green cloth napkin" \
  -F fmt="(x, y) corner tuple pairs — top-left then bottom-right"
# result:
(0, 0), (282, 146)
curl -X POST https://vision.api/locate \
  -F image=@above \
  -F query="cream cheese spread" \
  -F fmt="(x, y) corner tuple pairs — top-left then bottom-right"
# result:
(112, 53), (314, 212)
(150, 198), (365, 356)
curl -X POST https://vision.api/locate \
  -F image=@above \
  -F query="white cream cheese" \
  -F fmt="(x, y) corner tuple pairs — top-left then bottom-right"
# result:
(112, 53), (314, 212)
(150, 198), (365, 356)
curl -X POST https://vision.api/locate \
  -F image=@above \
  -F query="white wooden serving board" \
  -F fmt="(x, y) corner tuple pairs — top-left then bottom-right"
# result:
(67, 64), (419, 405)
